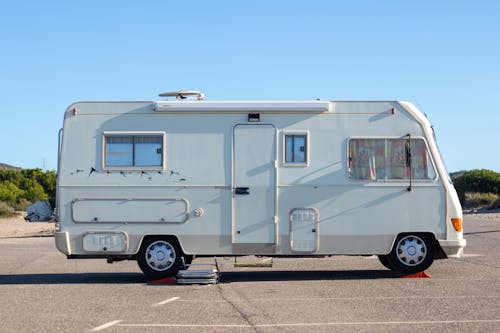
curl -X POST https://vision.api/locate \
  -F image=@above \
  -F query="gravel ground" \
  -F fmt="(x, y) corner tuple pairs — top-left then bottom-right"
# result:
(464, 208), (500, 220)
(0, 212), (55, 238)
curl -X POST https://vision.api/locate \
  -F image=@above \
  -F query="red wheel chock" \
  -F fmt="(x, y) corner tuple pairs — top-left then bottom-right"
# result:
(148, 277), (177, 285)
(401, 271), (431, 278)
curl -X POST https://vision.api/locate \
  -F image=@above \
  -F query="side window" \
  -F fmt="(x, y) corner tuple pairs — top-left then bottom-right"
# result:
(348, 138), (435, 180)
(103, 132), (165, 170)
(410, 139), (437, 180)
(105, 136), (134, 167)
(283, 132), (309, 166)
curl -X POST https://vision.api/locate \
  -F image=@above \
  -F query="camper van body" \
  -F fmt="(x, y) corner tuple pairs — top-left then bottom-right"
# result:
(55, 97), (465, 279)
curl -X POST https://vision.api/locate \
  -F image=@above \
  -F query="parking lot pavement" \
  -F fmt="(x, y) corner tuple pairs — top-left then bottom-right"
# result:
(0, 216), (498, 333)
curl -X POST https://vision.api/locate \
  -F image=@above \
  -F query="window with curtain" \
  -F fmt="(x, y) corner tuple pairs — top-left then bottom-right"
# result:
(348, 138), (435, 181)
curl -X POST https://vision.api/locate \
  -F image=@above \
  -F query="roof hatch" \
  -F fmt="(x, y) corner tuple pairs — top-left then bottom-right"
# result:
(158, 90), (205, 100)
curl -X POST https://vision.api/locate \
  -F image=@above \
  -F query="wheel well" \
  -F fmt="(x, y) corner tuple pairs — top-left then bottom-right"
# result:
(136, 235), (185, 257)
(394, 232), (445, 259)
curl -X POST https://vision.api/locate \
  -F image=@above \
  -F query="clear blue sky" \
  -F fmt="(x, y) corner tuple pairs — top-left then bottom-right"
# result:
(1, 1), (498, 172)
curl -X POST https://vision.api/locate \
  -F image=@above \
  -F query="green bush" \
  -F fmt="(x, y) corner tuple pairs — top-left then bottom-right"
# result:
(0, 168), (56, 210)
(20, 169), (56, 206)
(0, 180), (25, 206)
(452, 169), (500, 204)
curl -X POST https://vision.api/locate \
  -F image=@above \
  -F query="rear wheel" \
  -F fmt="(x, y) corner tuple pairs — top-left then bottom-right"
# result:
(387, 234), (435, 274)
(137, 237), (183, 280)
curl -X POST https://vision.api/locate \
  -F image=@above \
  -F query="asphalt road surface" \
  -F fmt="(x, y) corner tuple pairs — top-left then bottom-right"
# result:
(0, 216), (498, 333)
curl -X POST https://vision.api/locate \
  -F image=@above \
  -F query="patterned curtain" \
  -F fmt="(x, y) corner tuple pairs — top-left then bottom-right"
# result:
(349, 138), (433, 180)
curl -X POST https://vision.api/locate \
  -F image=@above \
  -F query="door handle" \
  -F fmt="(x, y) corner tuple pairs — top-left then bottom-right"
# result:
(235, 187), (250, 195)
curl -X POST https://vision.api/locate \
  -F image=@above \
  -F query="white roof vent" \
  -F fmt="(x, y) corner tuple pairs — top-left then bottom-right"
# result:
(159, 90), (205, 100)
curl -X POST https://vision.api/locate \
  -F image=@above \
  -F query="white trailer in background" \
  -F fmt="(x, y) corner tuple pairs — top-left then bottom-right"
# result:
(54, 91), (465, 279)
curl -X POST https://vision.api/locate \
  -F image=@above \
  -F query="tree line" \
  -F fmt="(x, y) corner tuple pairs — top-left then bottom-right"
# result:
(0, 169), (56, 217)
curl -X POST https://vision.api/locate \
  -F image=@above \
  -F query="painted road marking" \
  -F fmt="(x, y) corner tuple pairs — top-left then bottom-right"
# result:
(91, 320), (122, 331)
(154, 296), (180, 307)
(173, 295), (499, 302)
(117, 319), (500, 328)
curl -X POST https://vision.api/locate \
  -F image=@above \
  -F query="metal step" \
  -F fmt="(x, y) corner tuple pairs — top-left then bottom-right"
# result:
(177, 277), (218, 285)
(177, 269), (218, 279)
(176, 257), (219, 284)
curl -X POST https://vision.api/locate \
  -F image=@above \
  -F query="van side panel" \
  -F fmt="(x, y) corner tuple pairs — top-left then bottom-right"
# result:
(57, 101), (447, 256)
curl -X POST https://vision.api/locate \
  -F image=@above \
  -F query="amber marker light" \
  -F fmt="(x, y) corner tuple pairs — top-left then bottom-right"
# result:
(451, 218), (463, 232)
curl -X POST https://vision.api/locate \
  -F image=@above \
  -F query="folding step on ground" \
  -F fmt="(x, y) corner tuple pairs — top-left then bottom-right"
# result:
(176, 257), (220, 285)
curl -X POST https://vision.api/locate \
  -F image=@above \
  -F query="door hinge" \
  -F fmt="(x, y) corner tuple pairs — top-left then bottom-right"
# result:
(274, 216), (279, 224)
(274, 160), (278, 168)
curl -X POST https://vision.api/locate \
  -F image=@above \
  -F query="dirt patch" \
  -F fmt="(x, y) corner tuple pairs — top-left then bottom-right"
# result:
(0, 212), (55, 238)
(464, 208), (500, 220)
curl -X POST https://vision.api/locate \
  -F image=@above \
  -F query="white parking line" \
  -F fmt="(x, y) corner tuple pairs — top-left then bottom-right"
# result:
(174, 295), (499, 302)
(121, 324), (250, 328)
(118, 319), (500, 328)
(255, 319), (500, 327)
(91, 320), (122, 331)
(154, 296), (180, 306)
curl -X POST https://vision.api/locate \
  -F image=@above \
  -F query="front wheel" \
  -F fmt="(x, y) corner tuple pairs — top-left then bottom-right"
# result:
(387, 234), (435, 274)
(137, 237), (183, 280)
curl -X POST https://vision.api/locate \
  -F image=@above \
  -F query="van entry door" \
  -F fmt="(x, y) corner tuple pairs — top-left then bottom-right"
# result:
(233, 124), (277, 244)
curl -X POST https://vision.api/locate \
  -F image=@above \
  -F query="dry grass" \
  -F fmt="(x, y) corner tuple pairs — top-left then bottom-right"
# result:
(464, 192), (499, 209)
(0, 201), (16, 218)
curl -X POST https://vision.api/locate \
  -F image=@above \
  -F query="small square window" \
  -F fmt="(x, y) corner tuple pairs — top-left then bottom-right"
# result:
(283, 132), (309, 166)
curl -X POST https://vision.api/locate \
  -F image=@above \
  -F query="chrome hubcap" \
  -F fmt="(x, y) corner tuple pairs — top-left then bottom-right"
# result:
(145, 240), (175, 271)
(396, 235), (427, 266)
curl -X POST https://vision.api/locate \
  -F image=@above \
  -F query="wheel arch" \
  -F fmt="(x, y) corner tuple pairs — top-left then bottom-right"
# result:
(389, 232), (446, 260)
(385, 232), (439, 274)
(135, 234), (187, 257)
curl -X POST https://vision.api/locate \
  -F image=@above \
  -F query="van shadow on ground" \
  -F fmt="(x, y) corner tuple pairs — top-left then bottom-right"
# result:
(0, 269), (401, 285)
(219, 270), (401, 283)
(0, 273), (146, 285)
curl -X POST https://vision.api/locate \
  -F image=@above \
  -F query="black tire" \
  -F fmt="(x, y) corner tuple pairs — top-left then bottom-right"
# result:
(137, 237), (183, 280)
(378, 255), (395, 270)
(387, 234), (435, 274)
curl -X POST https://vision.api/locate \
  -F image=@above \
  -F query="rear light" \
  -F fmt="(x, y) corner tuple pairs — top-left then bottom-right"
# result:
(65, 108), (77, 118)
(451, 218), (463, 232)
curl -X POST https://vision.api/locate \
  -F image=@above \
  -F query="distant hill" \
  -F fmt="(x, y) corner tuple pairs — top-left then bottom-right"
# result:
(0, 163), (21, 171)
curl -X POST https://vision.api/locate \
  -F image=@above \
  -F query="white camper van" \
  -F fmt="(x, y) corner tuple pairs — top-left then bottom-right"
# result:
(54, 91), (465, 279)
